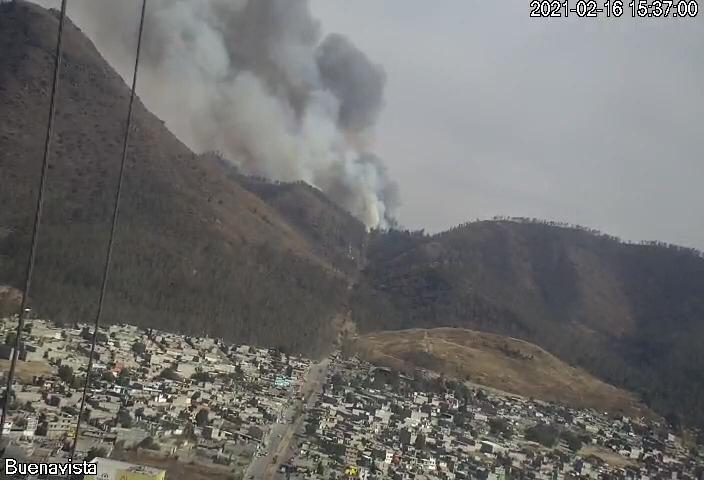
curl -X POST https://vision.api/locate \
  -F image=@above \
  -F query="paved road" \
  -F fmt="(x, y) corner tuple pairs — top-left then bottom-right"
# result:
(245, 359), (329, 480)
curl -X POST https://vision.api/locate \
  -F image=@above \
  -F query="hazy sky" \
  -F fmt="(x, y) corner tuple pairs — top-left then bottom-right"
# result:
(312, 0), (703, 248)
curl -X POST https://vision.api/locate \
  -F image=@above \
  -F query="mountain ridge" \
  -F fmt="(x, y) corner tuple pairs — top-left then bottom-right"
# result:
(351, 220), (704, 427)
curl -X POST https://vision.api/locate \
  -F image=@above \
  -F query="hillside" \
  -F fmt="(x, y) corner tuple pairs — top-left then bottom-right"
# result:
(352, 221), (704, 427)
(209, 155), (368, 276)
(0, 1), (363, 356)
(354, 328), (644, 414)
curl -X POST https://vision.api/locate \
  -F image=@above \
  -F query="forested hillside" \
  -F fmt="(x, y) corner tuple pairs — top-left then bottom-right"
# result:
(237, 175), (368, 276)
(352, 220), (704, 427)
(0, 1), (361, 356)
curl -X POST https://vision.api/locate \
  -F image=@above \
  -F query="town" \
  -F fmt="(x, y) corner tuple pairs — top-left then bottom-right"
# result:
(0, 316), (703, 480)
(294, 357), (704, 480)
(0, 316), (312, 479)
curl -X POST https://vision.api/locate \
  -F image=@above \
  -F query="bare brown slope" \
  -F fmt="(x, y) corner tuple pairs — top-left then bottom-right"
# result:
(356, 328), (644, 414)
(0, 1), (354, 355)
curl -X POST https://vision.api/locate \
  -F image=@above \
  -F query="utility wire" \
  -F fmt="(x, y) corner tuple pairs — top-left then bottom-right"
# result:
(69, 0), (148, 461)
(0, 0), (68, 444)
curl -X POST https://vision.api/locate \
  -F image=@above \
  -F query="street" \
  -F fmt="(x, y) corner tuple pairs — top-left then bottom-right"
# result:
(245, 358), (329, 480)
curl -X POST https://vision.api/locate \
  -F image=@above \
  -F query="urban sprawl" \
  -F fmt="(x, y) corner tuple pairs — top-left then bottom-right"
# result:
(0, 317), (702, 480)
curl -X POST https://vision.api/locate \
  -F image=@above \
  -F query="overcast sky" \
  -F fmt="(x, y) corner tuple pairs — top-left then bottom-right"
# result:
(312, 0), (703, 248)
(30, 0), (704, 248)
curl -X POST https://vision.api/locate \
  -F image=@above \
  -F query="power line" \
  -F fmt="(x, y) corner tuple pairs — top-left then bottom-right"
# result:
(69, 0), (148, 461)
(0, 0), (68, 444)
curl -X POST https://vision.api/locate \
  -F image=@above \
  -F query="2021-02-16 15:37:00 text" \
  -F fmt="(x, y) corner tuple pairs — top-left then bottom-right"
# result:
(530, 0), (699, 17)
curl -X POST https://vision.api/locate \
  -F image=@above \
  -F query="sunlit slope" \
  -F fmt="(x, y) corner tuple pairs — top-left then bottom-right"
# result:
(356, 328), (644, 414)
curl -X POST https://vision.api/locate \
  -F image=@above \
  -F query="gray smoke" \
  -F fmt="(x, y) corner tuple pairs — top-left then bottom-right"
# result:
(33, 0), (399, 228)
(318, 34), (386, 134)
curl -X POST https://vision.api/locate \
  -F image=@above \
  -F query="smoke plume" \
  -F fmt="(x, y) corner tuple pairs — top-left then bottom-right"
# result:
(34, 0), (400, 227)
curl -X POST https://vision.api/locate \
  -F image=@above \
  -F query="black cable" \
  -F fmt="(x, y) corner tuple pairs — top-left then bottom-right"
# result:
(69, 0), (148, 461)
(0, 0), (68, 444)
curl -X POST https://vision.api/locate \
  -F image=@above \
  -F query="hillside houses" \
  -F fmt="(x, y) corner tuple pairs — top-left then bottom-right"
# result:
(0, 317), (310, 475)
(2, 316), (703, 480)
(291, 355), (704, 480)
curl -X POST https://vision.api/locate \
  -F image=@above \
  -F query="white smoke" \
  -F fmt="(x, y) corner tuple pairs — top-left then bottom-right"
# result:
(33, 0), (399, 228)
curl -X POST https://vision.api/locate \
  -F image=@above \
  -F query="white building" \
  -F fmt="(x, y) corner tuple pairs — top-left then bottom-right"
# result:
(23, 416), (37, 438)
(2, 418), (13, 435)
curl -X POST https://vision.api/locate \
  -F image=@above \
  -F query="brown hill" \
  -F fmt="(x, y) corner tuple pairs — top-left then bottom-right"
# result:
(354, 328), (644, 414)
(352, 221), (704, 426)
(0, 1), (363, 356)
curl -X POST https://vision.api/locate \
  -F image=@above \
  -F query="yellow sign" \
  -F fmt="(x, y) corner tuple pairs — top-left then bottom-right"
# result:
(116, 470), (166, 480)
